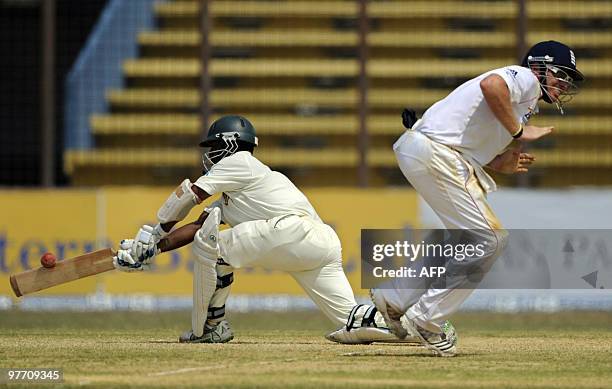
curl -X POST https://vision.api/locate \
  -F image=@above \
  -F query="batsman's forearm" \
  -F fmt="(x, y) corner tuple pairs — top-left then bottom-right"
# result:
(157, 223), (200, 253)
(160, 221), (178, 234)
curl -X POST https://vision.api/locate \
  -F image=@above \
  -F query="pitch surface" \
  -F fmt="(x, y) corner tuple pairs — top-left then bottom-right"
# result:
(1, 311), (611, 388)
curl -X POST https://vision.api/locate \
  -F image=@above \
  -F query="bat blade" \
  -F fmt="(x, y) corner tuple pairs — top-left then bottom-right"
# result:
(9, 248), (116, 297)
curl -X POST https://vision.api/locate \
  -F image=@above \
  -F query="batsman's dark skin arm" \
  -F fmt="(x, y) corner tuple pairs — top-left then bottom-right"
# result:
(157, 185), (211, 253)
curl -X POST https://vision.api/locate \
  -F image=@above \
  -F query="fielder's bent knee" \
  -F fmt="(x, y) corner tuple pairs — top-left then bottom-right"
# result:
(474, 228), (508, 260)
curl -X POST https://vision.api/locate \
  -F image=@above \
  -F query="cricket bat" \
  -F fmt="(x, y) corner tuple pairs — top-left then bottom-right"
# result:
(9, 248), (116, 297)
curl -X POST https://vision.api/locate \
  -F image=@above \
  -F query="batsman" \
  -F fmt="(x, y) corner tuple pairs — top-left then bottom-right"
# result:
(112, 115), (407, 344)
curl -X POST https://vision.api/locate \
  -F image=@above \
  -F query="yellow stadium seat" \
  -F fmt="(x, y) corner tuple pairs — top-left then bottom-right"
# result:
(155, 0), (612, 19)
(528, 1), (612, 18)
(65, 147), (360, 175)
(89, 113), (407, 136)
(139, 30), (358, 47)
(369, 1), (516, 18)
(155, 1), (357, 18)
(91, 114), (199, 135)
(139, 30), (515, 49)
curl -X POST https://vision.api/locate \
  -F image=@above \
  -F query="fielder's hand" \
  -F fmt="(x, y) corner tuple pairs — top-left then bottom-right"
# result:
(519, 125), (554, 142)
(488, 146), (535, 174)
(113, 249), (150, 272)
(131, 224), (167, 264)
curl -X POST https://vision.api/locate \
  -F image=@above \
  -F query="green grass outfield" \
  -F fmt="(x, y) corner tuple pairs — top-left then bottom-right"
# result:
(1, 311), (612, 388)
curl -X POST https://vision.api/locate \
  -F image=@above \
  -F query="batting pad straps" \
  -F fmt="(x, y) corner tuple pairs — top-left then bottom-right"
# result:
(216, 273), (234, 289)
(207, 305), (226, 320)
(345, 305), (380, 331)
(208, 263), (234, 325)
(345, 304), (365, 332)
(217, 273), (234, 289)
(157, 179), (201, 224)
(361, 306), (378, 328)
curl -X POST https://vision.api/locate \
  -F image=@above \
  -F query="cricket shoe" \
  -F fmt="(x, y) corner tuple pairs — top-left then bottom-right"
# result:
(179, 320), (234, 344)
(369, 288), (409, 339)
(399, 316), (457, 357)
(441, 320), (458, 349)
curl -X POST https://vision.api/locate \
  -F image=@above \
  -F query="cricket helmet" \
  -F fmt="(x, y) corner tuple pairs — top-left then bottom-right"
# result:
(199, 115), (258, 172)
(521, 40), (584, 113)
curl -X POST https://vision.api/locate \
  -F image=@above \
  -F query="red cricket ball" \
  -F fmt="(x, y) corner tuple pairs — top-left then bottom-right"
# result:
(40, 252), (57, 268)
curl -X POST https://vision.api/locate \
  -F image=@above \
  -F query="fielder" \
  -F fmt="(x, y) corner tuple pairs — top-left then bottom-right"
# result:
(112, 115), (410, 344)
(371, 41), (584, 356)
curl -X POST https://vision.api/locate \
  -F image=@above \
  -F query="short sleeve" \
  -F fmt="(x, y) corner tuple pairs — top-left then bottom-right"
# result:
(490, 67), (526, 104)
(193, 153), (253, 195)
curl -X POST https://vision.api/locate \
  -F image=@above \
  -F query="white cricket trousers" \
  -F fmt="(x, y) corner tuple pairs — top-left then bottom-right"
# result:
(218, 215), (357, 327)
(381, 130), (508, 333)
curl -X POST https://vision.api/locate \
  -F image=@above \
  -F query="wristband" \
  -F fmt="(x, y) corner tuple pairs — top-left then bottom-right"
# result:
(512, 124), (523, 139)
(155, 223), (170, 236)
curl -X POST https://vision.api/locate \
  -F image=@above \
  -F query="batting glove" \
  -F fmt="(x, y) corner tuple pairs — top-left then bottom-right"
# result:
(132, 224), (167, 264)
(113, 249), (150, 272)
(119, 239), (133, 250)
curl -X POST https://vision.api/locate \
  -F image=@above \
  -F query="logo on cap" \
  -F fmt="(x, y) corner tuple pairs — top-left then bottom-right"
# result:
(570, 50), (576, 66)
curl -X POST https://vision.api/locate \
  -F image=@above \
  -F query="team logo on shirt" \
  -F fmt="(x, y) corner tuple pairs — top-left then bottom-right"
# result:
(506, 68), (518, 79)
(222, 193), (230, 205)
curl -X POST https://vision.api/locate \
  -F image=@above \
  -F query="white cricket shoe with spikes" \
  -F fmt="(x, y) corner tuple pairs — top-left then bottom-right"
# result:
(369, 288), (458, 354)
(399, 316), (457, 357)
(179, 320), (234, 344)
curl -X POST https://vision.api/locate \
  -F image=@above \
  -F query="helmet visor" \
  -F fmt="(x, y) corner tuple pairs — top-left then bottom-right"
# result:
(200, 135), (240, 173)
(546, 65), (580, 103)
(528, 58), (582, 113)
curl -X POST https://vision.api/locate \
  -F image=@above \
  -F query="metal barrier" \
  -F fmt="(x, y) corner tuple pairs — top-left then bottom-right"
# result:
(64, 0), (160, 150)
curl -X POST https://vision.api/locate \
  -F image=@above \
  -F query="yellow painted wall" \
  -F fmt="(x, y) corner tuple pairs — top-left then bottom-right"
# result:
(0, 188), (418, 297)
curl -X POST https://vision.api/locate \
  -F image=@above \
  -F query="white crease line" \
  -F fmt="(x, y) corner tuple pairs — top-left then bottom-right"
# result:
(149, 361), (274, 377)
(149, 366), (219, 377)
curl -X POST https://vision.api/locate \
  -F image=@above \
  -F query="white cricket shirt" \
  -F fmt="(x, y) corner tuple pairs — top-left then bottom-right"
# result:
(412, 65), (541, 165)
(194, 151), (321, 227)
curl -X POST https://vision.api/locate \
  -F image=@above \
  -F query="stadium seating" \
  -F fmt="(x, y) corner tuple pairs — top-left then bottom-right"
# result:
(65, 0), (612, 187)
